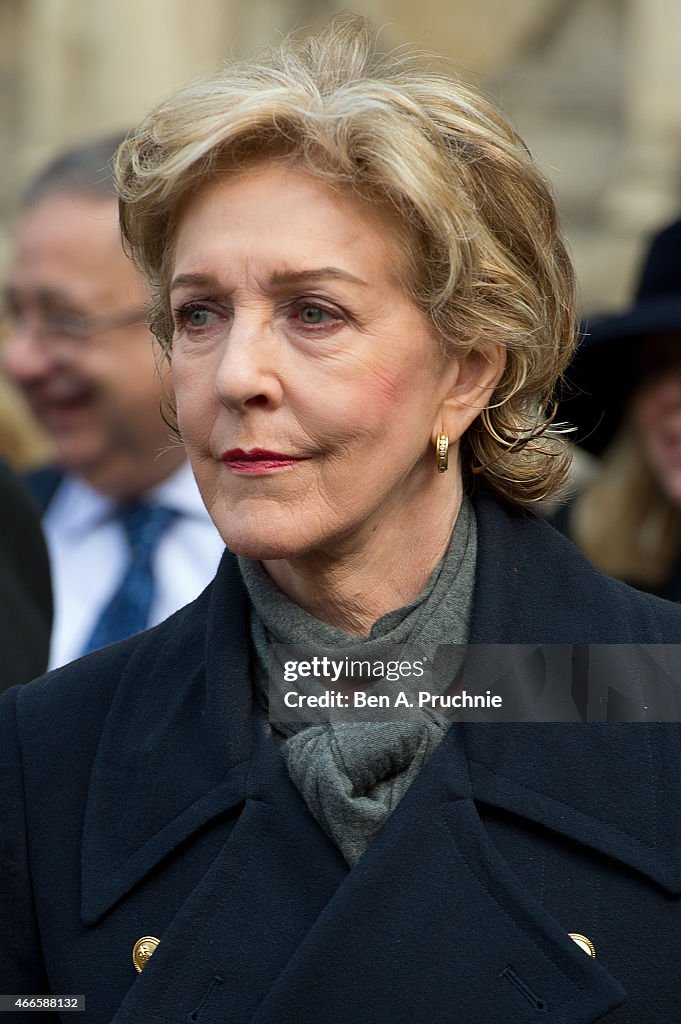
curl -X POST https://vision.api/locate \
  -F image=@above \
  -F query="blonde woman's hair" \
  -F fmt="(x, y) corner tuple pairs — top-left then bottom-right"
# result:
(116, 14), (577, 506)
(571, 427), (681, 587)
(0, 374), (51, 467)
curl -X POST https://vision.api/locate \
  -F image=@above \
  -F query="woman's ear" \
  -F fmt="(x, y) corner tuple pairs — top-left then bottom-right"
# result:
(432, 342), (506, 445)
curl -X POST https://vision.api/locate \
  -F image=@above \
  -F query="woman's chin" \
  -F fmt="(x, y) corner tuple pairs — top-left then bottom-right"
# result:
(218, 524), (311, 562)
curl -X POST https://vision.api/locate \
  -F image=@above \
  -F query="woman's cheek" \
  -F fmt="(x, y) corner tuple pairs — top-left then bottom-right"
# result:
(174, 366), (214, 439)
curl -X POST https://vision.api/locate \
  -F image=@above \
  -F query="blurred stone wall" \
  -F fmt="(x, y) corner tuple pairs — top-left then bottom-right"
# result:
(5, 0), (681, 304)
(2, 0), (681, 459)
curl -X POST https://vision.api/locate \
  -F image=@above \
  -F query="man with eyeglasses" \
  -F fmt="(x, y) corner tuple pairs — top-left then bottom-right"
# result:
(1, 135), (225, 670)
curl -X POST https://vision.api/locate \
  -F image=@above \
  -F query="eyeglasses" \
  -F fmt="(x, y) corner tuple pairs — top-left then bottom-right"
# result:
(1, 305), (149, 345)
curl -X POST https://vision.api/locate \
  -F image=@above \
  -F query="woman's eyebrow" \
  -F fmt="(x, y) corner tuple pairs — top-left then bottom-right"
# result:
(170, 272), (222, 293)
(269, 267), (369, 288)
(170, 266), (369, 294)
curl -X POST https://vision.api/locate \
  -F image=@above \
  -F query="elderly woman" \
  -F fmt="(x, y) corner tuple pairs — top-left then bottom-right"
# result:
(2, 16), (681, 1024)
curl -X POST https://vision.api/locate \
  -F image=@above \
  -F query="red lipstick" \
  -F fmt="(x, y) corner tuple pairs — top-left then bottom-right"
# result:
(221, 448), (305, 473)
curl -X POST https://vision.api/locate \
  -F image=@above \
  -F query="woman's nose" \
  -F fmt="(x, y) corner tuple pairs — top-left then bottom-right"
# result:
(213, 315), (284, 411)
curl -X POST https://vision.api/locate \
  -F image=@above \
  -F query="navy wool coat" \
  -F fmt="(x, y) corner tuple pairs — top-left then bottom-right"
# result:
(2, 492), (681, 1023)
(0, 458), (52, 691)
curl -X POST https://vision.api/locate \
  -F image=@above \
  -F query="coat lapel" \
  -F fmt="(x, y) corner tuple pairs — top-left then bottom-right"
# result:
(464, 721), (681, 894)
(246, 726), (626, 1024)
(81, 553), (349, 1023)
(466, 492), (681, 895)
(80, 569), (256, 926)
(110, 728), (348, 1024)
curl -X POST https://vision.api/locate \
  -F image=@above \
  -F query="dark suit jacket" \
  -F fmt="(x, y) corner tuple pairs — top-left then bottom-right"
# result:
(0, 458), (52, 691)
(2, 492), (681, 1023)
(23, 464), (63, 516)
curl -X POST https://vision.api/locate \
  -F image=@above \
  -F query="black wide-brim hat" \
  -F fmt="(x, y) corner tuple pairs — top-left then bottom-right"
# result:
(558, 216), (681, 455)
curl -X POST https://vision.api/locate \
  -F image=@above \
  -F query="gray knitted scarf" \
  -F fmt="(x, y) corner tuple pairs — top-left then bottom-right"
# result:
(239, 497), (476, 865)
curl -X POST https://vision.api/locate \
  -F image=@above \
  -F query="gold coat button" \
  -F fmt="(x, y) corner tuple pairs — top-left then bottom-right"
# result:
(568, 932), (596, 958)
(132, 936), (160, 973)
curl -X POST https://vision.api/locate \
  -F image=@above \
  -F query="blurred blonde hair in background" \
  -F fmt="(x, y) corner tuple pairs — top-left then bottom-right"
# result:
(0, 371), (50, 466)
(572, 427), (681, 589)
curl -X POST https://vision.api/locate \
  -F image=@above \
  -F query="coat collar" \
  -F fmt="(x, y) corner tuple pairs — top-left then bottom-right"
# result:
(464, 492), (681, 893)
(81, 491), (681, 928)
(80, 564), (256, 925)
(111, 721), (626, 1024)
(470, 491), (651, 644)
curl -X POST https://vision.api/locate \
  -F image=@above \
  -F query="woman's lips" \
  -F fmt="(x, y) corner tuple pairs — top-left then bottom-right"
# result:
(221, 448), (306, 473)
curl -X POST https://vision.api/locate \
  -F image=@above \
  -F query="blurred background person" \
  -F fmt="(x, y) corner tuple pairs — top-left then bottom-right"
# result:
(557, 216), (681, 598)
(1, 136), (225, 669)
(0, 456), (52, 691)
(0, 371), (50, 468)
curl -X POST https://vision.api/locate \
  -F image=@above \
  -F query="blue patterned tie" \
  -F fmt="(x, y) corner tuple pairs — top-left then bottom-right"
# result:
(81, 503), (176, 655)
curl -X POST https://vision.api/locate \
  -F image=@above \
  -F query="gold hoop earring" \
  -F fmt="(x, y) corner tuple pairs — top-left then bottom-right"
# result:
(436, 433), (449, 473)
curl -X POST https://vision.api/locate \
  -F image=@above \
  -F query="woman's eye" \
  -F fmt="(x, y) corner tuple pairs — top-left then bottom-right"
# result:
(174, 304), (221, 331)
(298, 305), (335, 326)
(186, 307), (214, 328)
(189, 308), (210, 327)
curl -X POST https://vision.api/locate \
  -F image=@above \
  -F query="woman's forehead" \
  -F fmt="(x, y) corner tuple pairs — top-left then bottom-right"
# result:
(170, 163), (414, 290)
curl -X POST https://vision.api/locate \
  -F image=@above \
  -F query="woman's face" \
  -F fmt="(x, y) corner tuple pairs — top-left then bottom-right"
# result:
(630, 334), (681, 505)
(169, 163), (470, 561)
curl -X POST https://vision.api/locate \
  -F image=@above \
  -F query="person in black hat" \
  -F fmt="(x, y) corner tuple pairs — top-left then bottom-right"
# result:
(557, 216), (681, 598)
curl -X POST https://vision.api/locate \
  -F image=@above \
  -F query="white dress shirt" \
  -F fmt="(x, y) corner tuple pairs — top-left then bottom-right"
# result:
(44, 461), (225, 669)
